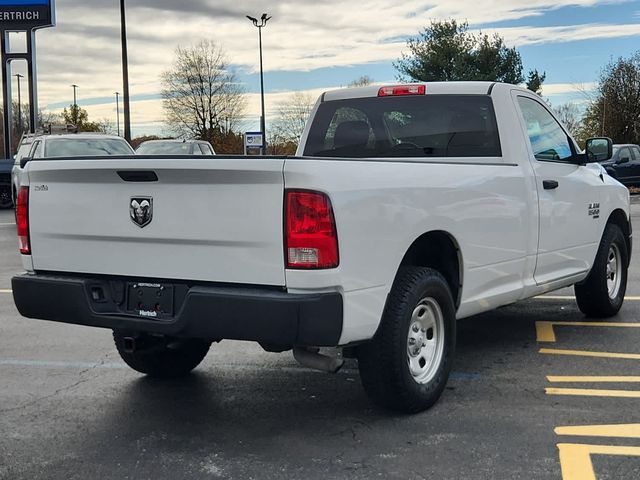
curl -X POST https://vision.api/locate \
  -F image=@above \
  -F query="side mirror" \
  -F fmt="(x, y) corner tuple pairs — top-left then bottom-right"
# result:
(618, 156), (630, 164)
(585, 137), (613, 163)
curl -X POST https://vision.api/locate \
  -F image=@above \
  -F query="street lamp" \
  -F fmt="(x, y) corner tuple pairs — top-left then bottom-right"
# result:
(114, 92), (121, 137)
(246, 13), (271, 154)
(14, 73), (24, 136)
(71, 84), (78, 106)
(120, 0), (132, 142)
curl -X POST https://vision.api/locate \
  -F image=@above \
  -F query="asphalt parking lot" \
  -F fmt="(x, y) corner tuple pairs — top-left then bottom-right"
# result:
(2, 205), (640, 480)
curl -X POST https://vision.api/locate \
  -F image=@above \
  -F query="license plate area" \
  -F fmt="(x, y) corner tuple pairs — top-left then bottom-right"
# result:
(126, 283), (174, 319)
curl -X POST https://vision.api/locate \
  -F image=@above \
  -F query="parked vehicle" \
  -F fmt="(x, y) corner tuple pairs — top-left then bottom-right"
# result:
(11, 133), (134, 203)
(11, 82), (631, 413)
(0, 159), (12, 208)
(599, 144), (640, 187)
(136, 139), (215, 155)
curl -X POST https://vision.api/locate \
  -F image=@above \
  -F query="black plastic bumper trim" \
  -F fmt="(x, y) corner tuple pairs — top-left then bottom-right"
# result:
(11, 274), (343, 347)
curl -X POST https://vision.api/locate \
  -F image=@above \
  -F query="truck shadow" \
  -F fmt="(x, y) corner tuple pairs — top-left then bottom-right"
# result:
(24, 298), (591, 478)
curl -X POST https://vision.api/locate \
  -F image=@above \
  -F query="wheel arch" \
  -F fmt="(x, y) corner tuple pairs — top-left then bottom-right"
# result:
(606, 208), (632, 266)
(397, 230), (462, 308)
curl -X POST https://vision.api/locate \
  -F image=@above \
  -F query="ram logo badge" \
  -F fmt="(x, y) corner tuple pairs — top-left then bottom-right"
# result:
(130, 197), (153, 228)
(588, 202), (600, 219)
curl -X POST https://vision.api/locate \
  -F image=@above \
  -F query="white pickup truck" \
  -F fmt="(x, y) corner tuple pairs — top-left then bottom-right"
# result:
(12, 82), (631, 413)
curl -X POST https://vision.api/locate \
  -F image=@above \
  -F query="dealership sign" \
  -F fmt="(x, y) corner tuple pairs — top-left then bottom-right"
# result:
(0, 0), (55, 30)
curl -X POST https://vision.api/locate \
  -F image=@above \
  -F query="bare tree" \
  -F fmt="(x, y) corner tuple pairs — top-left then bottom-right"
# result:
(161, 40), (246, 152)
(270, 91), (315, 145)
(553, 103), (581, 137)
(348, 75), (374, 87)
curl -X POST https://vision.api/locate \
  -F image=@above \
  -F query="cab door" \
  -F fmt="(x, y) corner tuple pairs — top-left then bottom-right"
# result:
(513, 93), (605, 285)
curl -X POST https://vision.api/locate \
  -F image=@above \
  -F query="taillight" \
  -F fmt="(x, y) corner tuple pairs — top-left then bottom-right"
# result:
(378, 85), (426, 97)
(285, 190), (339, 269)
(16, 186), (30, 255)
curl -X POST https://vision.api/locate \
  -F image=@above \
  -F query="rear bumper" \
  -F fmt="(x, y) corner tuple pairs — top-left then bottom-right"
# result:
(12, 273), (343, 347)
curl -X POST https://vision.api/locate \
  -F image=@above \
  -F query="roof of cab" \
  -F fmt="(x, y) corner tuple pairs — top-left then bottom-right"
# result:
(321, 81), (521, 102)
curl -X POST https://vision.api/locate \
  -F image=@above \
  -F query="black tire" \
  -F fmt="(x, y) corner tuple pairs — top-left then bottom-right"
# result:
(0, 185), (12, 209)
(113, 330), (211, 378)
(575, 223), (628, 318)
(357, 267), (456, 413)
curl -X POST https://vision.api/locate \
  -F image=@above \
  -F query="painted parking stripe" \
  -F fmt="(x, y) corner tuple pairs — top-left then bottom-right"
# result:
(536, 295), (640, 301)
(546, 387), (640, 398)
(558, 444), (640, 480)
(556, 424), (640, 438)
(540, 348), (640, 360)
(548, 375), (640, 383)
(536, 321), (640, 342)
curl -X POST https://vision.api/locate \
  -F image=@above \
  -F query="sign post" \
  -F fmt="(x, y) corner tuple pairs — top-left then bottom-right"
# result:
(244, 131), (264, 156)
(0, 0), (55, 158)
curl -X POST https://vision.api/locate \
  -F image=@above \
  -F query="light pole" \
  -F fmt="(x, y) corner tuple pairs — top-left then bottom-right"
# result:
(120, 0), (132, 142)
(14, 73), (24, 136)
(71, 84), (78, 107)
(114, 92), (121, 137)
(246, 13), (271, 154)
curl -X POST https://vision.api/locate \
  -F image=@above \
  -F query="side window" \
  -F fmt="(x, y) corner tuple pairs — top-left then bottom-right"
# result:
(618, 147), (632, 162)
(631, 147), (640, 161)
(198, 144), (211, 155)
(517, 97), (573, 162)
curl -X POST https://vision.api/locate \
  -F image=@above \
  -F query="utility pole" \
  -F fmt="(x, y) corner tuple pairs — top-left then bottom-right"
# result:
(246, 13), (271, 155)
(120, 0), (132, 142)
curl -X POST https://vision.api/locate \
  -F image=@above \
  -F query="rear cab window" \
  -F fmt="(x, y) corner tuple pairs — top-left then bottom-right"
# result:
(303, 95), (502, 158)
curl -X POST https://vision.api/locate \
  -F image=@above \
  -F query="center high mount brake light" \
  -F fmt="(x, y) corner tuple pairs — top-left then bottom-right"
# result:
(378, 85), (426, 97)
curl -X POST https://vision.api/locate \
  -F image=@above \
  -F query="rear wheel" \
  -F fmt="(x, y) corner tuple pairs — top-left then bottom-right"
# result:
(575, 223), (628, 317)
(113, 330), (211, 378)
(0, 185), (12, 209)
(357, 267), (456, 413)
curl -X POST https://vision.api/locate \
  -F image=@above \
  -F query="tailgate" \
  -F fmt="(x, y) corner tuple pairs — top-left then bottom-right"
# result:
(26, 157), (287, 286)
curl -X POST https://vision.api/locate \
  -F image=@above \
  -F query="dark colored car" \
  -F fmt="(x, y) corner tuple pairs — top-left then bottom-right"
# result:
(600, 144), (640, 186)
(0, 158), (12, 208)
(136, 139), (215, 156)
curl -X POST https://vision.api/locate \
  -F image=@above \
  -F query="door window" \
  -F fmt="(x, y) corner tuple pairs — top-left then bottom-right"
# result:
(517, 97), (573, 162)
(618, 147), (632, 163)
(630, 146), (640, 161)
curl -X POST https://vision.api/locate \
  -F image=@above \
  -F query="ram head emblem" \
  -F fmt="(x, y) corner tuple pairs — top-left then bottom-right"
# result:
(130, 197), (153, 228)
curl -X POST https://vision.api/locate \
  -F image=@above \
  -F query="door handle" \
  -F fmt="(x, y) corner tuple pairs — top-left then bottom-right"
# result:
(543, 180), (559, 190)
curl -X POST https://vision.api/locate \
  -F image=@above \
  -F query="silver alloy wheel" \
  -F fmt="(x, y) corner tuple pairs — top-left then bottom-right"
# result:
(607, 243), (622, 300)
(406, 297), (445, 385)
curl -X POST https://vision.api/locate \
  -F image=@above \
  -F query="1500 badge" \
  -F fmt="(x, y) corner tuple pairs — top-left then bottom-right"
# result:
(588, 202), (600, 219)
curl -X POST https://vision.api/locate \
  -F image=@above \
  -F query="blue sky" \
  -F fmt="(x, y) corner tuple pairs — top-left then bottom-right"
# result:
(10, 0), (640, 137)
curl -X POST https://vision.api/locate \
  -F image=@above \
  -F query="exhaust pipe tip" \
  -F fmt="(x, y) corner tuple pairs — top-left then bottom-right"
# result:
(122, 336), (136, 354)
(293, 347), (344, 373)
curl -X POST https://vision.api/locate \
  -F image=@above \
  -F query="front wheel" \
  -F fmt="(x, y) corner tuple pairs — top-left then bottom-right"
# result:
(357, 267), (456, 413)
(113, 331), (211, 378)
(575, 223), (628, 317)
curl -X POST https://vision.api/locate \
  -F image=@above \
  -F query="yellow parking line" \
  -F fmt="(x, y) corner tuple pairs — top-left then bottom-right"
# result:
(540, 348), (640, 360)
(547, 387), (640, 398)
(536, 295), (640, 300)
(0, 289), (11, 294)
(548, 375), (640, 382)
(558, 443), (640, 480)
(536, 321), (640, 342)
(556, 424), (640, 438)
